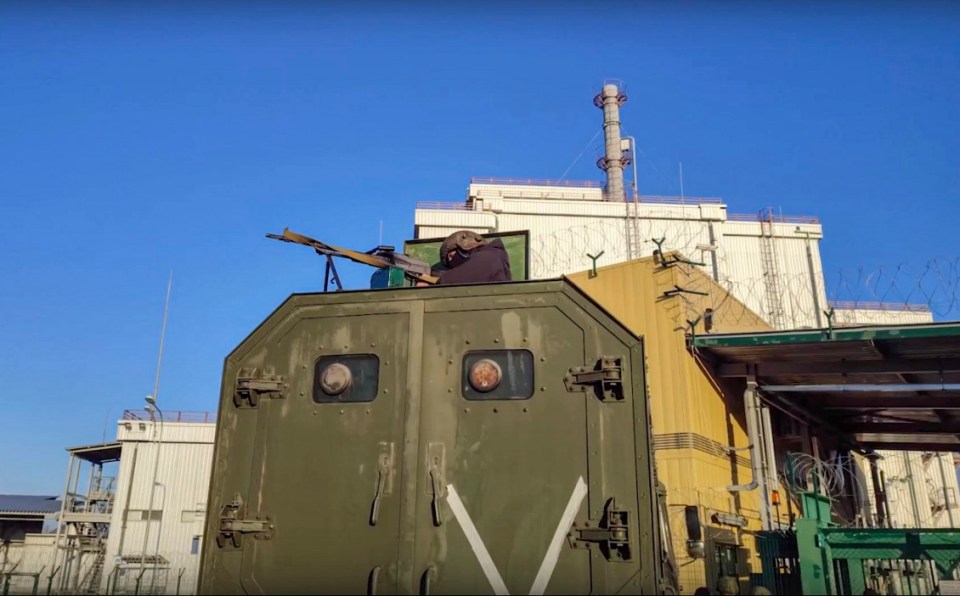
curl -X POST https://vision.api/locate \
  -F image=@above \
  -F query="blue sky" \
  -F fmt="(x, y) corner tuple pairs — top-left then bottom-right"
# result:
(2, 1), (958, 494)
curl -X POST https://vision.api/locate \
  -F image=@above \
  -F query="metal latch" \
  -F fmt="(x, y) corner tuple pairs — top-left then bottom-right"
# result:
(568, 498), (632, 562)
(216, 493), (273, 548)
(234, 367), (287, 408)
(564, 356), (625, 402)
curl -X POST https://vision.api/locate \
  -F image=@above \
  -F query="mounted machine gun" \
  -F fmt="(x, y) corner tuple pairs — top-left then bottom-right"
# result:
(266, 228), (439, 291)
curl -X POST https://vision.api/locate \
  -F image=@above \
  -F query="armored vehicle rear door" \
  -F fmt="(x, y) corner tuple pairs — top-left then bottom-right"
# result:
(232, 301), (413, 594)
(410, 286), (659, 595)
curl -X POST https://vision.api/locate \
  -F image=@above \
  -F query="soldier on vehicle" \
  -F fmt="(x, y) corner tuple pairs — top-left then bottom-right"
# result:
(428, 230), (512, 285)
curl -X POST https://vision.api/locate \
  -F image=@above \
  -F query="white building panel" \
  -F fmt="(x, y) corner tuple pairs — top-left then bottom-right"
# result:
(101, 418), (215, 595)
(414, 183), (834, 330)
(832, 305), (933, 326)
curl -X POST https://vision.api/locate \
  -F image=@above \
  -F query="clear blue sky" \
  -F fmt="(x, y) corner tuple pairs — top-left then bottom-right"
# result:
(2, 1), (957, 494)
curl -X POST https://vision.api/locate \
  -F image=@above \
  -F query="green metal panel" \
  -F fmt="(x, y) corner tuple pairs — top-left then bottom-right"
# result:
(691, 321), (960, 349)
(404, 230), (531, 281)
(199, 280), (663, 595)
(793, 487), (960, 596)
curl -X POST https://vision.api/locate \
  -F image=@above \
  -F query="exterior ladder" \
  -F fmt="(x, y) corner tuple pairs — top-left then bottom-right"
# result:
(759, 208), (786, 329)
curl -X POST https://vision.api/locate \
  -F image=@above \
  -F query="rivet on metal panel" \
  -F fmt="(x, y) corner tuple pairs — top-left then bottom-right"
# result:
(320, 345), (324, 349)
(540, 387), (546, 392)
(463, 408), (470, 413)
(383, 389), (389, 394)
(312, 410), (317, 416)
(385, 361), (390, 365)
(301, 365), (307, 370)
(523, 407), (528, 413)
(299, 391), (304, 396)
(365, 409), (371, 415)
(493, 338), (500, 343)
(540, 356), (546, 362)
(344, 345), (349, 349)
(493, 407), (499, 413)
(339, 409), (345, 415)
(523, 337), (528, 342)
(370, 343), (376, 347)
(447, 359), (453, 365)
(447, 388), (452, 393)
(465, 339), (471, 345)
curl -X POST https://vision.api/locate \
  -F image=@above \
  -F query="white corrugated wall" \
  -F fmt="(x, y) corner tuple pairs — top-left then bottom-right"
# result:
(414, 191), (831, 330)
(101, 421), (215, 595)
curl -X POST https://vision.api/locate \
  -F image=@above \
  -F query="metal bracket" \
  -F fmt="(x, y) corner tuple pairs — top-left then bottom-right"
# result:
(216, 493), (272, 549)
(233, 367), (287, 408)
(565, 356), (625, 402)
(568, 498), (633, 562)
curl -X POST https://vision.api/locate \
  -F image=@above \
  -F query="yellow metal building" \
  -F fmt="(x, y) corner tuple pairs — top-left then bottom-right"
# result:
(568, 254), (776, 594)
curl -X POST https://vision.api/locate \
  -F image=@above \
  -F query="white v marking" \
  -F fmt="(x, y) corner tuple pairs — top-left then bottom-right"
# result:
(445, 476), (590, 596)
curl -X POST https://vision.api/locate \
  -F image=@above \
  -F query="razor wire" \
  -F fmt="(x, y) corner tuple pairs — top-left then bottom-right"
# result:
(530, 218), (960, 330)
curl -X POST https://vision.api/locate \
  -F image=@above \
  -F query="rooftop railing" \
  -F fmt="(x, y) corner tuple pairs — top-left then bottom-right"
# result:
(827, 300), (932, 313)
(727, 212), (820, 224)
(122, 410), (216, 423)
(470, 177), (604, 188)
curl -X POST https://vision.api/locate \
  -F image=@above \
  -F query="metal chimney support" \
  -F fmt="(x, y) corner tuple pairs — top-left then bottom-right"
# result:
(594, 82), (629, 202)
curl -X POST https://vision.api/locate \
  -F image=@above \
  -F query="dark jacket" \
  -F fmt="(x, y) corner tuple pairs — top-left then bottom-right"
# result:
(434, 239), (512, 285)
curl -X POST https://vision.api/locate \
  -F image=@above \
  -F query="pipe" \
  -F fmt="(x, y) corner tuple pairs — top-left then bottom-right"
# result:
(138, 410), (162, 582)
(936, 453), (958, 527)
(760, 404), (779, 496)
(595, 83), (627, 202)
(902, 452), (923, 527)
(707, 222), (720, 281)
(116, 443), (138, 557)
(869, 455), (886, 527)
(802, 234), (824, 328)
(729, 380), (766, 522)
(761, 383), (960, 393)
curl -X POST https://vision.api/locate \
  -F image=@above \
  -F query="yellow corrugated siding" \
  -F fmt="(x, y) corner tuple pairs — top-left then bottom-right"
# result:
(569, 256), (772, 592)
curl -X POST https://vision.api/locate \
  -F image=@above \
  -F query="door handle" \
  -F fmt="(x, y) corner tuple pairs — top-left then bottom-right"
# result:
(429, 468), (443, 526)
(367, 566), (381, 596)
(427, 442), (445, 527)
(420, 565), (436, 595)
(370, 443), (394, 526)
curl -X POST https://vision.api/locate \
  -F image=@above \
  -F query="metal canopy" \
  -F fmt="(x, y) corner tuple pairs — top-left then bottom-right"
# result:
(66, 441), (122, 464)
(690, 321), (960, 452)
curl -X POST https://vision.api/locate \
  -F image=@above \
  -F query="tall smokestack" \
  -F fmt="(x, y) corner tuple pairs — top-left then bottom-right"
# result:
(594, 82), (628, 202)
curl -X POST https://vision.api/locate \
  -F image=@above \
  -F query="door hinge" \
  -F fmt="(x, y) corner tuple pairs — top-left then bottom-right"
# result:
(215, 493), (273, 549)
(564, 356), (625, 402)
(567, 498), (632, 562)
(233, 367), (287, 408)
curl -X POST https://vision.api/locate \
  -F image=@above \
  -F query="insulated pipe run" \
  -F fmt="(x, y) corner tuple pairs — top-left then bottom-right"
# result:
(760, 404), (780, 497)
(729, 381), (763, 495)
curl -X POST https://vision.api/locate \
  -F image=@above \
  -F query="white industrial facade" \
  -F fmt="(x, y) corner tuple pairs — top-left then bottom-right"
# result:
(99, 413), (215, 595)
(416, 179), (832, 331)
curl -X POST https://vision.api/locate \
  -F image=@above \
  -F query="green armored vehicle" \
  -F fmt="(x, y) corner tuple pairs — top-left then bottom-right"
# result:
(199, 280), (675, 595)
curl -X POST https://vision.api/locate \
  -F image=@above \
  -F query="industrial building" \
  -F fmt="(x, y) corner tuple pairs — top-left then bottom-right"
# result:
(2, 81), (957, 594)
(1, 411), (215, 595)
(413, 82), (959, 593)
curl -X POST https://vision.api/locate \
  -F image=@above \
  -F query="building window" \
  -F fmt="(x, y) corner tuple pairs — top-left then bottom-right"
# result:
(125, 510), (162, 521)
(191, 535), (201, 555)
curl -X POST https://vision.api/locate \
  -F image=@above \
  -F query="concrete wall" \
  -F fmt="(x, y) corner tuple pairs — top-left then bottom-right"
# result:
(0, 534), (58, 595)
